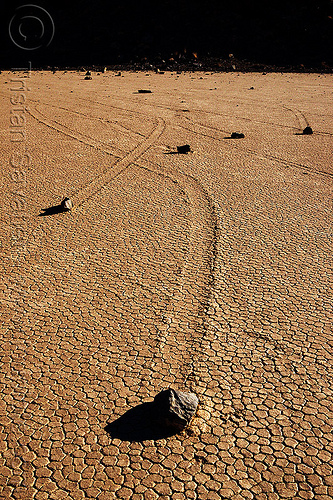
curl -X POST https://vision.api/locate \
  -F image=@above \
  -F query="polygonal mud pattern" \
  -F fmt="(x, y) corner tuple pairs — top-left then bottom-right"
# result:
(0, 71), (332, 499)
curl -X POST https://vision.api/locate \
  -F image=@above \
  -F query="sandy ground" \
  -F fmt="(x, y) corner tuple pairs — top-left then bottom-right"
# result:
(0, 70), (332, 499)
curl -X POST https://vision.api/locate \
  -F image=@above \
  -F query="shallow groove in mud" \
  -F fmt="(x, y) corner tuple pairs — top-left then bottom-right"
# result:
(37, 100), (146, 139)
(90, 89), (332, 137)
(26, 105), (123, 158)
(135, 158), (221, 389)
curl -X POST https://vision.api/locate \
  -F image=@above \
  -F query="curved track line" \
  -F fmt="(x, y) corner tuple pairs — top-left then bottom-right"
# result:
(283, 104), (309, 130)
(132, 158), (226, 431)
(283, 105), (333, 137)
(132, 157), (220, 389)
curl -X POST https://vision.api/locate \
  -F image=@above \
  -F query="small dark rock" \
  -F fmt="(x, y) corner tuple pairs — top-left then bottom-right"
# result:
(154, 388), (198, 431)
(84, 76), (92, 80)
(249, 86), (254, 89)
(177, 144), (191, 154)
(61, 197), (73, 211)
(231, 132), (245, 139)
(138, 89), (152, 93)
(302, 126), (313, 135)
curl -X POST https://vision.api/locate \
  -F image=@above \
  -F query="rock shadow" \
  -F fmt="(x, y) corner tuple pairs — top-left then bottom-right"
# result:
(163, 151), (186, 155)
(38, 204), (70, 216)
(104, 402), (177, 442)
(295, 126), (313, 135)
(224, 133), (245, 139)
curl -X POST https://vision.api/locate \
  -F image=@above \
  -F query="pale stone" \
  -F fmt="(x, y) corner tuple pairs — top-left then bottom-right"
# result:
(61, 197), (72, 211)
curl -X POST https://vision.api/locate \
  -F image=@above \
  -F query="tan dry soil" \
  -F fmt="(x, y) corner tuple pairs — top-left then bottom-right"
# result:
(0, 70), (332, 499)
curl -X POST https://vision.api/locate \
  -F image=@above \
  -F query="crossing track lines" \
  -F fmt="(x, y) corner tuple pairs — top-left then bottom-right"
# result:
(71, 116), (166, 209)
(21, 98), (165, 243)
(20, 90), (222, 389)
(172, 109), (333, 178)
(77, 89), (332, 177)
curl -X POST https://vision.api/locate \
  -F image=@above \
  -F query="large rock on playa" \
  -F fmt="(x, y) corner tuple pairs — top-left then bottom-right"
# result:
(154, 388), (198, 431)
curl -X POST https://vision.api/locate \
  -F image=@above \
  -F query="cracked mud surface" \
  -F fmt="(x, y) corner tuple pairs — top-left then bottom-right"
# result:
(1, 71), (332, 499)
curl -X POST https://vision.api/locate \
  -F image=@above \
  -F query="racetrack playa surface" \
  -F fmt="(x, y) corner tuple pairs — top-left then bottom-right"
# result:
(0, 70), (332, 499)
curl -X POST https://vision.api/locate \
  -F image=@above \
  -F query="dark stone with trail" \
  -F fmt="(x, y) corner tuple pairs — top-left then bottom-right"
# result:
(154, 388), (199, 431)
(302, 126), (313, 135)
(177, 144), (191, 153)
(138, 89), (152, 93)
(231, 132), (245, 138)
